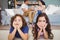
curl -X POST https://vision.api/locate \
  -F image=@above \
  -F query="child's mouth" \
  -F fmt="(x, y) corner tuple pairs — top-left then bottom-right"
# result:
(15, 24), (19, 25)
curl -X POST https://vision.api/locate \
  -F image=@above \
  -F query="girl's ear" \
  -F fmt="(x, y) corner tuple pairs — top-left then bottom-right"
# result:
(36, 23), (38, 25)
(45, 23), (48, 27)
(46, 23), (48, 25)
(37, 22), (38, 26)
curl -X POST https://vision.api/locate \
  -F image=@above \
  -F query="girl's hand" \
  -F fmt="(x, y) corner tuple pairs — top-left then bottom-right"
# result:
(43, 23), (47, 30)
(17, 24), (22, 29)
(13, 24), (17, 29)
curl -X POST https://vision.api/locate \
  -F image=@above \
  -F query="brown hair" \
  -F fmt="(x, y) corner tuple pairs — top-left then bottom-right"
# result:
(24, 0), (28, 2)
(33, 13), (53, 40)
(11, 14), (27, 29)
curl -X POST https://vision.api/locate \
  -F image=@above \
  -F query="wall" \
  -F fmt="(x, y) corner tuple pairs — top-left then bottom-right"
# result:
(44, 0), (60, 6)
(1, 0), (8, 10)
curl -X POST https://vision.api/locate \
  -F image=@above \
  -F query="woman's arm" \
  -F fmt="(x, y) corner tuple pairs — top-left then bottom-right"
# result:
(43, 29), (48, 39)
(8, 29), (16, 40)
(18, 29), (28, 40)
(37, 29), (42, 38)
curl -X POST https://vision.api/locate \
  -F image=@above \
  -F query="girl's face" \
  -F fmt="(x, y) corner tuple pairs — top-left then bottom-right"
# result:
(38, 1), (42, 6)
(37, 16), (47, 28)
(13, 16), (23, 28)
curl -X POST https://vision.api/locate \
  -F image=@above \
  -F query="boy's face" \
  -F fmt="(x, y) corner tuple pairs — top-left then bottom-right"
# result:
(26, 1), (29, 4)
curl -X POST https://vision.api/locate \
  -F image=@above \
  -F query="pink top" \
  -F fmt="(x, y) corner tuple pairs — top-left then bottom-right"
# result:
(37, 29), (44, 39)
(40, 32), (44, 36)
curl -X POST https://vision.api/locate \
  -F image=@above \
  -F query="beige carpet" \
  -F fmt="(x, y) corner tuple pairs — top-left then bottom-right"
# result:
(0, 29), (60, 40)
(0, 25), (60, 40)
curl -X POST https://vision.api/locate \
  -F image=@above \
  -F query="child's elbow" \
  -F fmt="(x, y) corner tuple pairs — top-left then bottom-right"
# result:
(44, 36), (48, 39)
(23, 36), (28, 40)
(8, 34), (13, 40)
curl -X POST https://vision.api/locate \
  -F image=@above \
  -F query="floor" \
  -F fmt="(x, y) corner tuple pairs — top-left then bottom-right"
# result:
(0, 25), (60, 40)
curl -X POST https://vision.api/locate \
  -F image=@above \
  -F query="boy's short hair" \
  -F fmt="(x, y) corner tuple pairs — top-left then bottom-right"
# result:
(24, 0), (28, 2)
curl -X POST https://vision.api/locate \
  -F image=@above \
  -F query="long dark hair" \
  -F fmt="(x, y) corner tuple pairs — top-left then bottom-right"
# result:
(40, 0), (45, 5)
(38, 0), (46, 5)
(33, 13), (53, 40)
(11, 14), (27, 29)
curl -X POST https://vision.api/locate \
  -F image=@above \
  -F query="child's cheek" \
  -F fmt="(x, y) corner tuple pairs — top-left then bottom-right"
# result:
(19, 22), (23, 27)
(40, 22), (46, 27)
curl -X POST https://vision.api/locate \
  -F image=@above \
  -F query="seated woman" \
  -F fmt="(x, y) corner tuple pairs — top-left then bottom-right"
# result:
(33, 13), (53, 40)
(23, 5), (36, 24)
(28, 5), (36, 24)
(33, 0), (46, 23)
(37, 0), (46, 12)
(8, 14), (29, 40)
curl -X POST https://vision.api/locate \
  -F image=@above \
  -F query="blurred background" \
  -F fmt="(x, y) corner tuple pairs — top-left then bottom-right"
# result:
(0, 0), (60, 40)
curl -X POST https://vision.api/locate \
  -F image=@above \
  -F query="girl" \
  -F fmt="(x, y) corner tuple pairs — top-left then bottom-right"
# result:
(8, 14), (29, 40)
(33, 13), (53, 40)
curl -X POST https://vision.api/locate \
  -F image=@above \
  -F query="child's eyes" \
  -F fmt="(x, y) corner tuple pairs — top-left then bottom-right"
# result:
(43, 20), (46, 22)
(14, 20), (17, 22)
(14, 19), (21, 22)
(18, 20), (20, 21)
(38, 20), (41, 22)
(38, 20), (46, 22)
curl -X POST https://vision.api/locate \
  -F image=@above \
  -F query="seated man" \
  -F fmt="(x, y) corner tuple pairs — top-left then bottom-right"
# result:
(20, 0), (29, 16)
